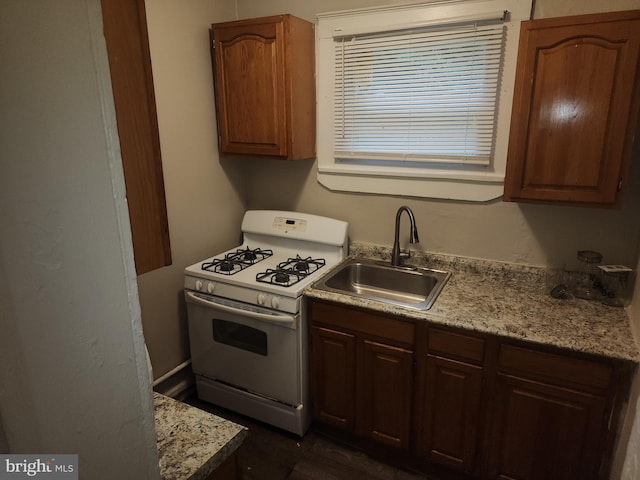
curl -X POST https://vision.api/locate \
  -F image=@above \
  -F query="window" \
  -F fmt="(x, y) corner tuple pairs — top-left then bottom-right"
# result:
(334, 22), (505, 165)
(316, 0), (532, 201)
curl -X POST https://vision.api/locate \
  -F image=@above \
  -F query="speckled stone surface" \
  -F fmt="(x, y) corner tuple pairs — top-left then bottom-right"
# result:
(305, 242), (640, 363)
(154, 392), (248, 480)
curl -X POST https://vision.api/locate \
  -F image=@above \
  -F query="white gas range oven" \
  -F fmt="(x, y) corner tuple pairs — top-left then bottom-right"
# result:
(184, 210), (348, 436)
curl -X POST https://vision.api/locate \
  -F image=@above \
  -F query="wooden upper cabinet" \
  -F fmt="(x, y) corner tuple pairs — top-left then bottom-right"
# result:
(211, 15), (315, 160)
(102, 0), (172, 274)
(503, 10), (640, 207)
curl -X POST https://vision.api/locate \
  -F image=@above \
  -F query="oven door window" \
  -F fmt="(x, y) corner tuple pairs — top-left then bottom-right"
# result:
(213, 319), (267, 356)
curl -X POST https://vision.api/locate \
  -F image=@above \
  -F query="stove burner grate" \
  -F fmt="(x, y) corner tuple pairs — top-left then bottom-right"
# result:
(278, 255), (326, 274)
(256, 256), (326, 287)
(202, 247), (273, 275)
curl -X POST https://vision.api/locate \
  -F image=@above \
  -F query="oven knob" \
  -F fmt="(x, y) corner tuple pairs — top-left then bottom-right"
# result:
(207, 282), (215, 294)
(195, 280), (203, 291)
(271, 296), (280, 309)
(257, 293), (266, 305)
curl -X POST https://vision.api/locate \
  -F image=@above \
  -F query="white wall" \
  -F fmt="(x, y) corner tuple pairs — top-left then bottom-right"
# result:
(0, 0), (159, 477)
(140, 0), (244, 378)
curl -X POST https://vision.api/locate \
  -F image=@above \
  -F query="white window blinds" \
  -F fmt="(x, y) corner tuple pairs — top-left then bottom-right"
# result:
(333, 21), (506, 166)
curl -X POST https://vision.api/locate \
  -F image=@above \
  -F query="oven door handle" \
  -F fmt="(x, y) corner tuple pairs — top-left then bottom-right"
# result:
(185, 291), (298, 329)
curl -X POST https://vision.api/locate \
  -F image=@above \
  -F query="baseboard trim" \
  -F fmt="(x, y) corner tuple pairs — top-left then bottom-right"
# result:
(153, 364), (195, 400)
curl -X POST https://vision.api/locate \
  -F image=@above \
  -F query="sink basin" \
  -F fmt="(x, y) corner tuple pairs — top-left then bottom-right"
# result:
(313, 258), (450, 310)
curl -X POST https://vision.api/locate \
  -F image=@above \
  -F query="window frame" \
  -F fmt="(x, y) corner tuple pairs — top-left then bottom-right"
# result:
(316, 0), (532, 201)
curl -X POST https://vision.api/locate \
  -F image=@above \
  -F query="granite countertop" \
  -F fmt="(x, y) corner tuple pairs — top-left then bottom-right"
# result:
(154, 392), (248, 480)
(304, 243), (640, 363)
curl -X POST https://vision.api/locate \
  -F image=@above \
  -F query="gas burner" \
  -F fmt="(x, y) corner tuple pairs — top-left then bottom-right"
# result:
(274, 270), (291, 284)
(242, 250), (257, 261)
(256, 268), (302, 287)
(278, 256), (325, 275)
(218, 260), (235, 272)
(294, 260), (310, 271)
(236, 246), (271, 263)
(256, 256), (326, 287)
(202, 247), (273, 275)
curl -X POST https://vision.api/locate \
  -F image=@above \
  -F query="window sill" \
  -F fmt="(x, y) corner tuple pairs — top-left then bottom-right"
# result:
(317, 168), (504, 202)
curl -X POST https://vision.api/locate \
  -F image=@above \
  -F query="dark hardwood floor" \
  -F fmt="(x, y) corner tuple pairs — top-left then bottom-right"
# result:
(184, 394), (433, 480)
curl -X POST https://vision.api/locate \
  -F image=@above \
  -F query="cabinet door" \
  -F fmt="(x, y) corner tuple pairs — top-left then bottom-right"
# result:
(101, 0), (172, 274)
(310, 326), (356, 430)
(213, 20), (287, 157)
(504, 11), (640, 206)
(359, 340), (414, 449)
(418, 355), (483, 474)
(489, 373), (608, 480)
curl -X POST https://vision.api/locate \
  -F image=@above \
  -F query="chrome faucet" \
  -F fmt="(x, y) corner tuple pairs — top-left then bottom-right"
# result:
(391, 206), (420, 266)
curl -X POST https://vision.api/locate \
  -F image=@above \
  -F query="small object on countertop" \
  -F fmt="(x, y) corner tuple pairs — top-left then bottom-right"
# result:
(550, 283), (568, 299)
(597, 265), (633, 274)
(574, 250), (603, 300)
(597, 264), (633, 307)
(577, 250), (603, 264)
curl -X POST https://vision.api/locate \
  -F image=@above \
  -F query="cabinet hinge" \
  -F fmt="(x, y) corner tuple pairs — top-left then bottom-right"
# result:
(617, 178), (623, 192)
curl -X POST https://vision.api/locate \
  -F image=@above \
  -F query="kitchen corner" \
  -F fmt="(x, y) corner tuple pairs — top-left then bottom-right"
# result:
(304, 241), (639, 477)
(154, 393), (247, 480)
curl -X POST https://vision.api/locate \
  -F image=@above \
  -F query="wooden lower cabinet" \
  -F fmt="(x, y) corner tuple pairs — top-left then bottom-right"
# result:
(308, 300), (627, 480)
(203, 450), (240, 480)
(418, 355), (483, 474)
(360, 340), (413, 449)
(488, 344), (614, 480)
(489, 374), (608, 480)
(309, 301), (415, 450)
(416, 327), (486, 474)
(310, 326), (356, 430)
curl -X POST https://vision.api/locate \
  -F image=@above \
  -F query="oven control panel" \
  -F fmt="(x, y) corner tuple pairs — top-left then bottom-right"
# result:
(273, 216), (307, 232)
(194, 279), (216, 294)
(257, 293), (281, 309)
(184, 275), (300, 314)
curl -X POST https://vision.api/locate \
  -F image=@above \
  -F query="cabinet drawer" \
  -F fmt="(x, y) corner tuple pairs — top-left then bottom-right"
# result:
(427, 328), (484, 364)
(498, 344), (612, 390)
(311, 301), (414, 345)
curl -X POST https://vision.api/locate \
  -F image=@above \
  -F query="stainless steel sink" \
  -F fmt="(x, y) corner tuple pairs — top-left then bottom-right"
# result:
(313, 258), (450, 310)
